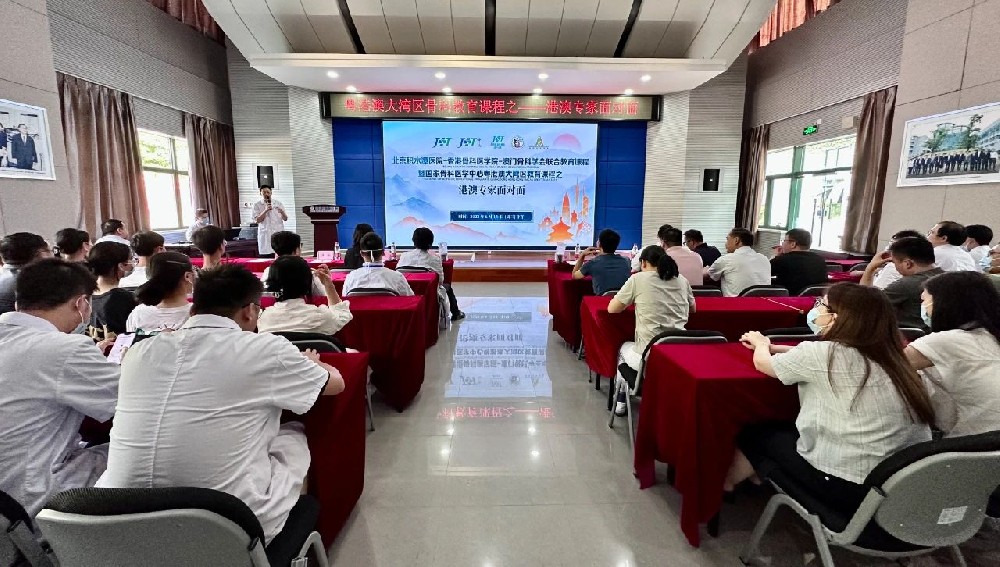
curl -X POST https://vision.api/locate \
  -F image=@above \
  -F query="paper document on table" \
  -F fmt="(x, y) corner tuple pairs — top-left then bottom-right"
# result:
(107, 333), (136, 364)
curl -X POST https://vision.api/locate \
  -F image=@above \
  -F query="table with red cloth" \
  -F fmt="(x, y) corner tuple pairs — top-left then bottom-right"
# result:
(546, 260), (594, 348)
(334, 295), (426, 412)
(829, 270), (863, 283)
(191, 256), (455, 284)
(303, 352), (369, 545)
(579, 295), (815, 378)
(633, 343), (799, 547)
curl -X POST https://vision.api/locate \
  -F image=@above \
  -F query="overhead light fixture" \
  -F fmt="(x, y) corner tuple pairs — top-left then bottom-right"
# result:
(624, 88), (634, 96)
(538, 73), (549, 80)
(640, 74), (651, 82)
(435, 72), (446, 79)
(345, 85), (357, 92)
(442, 86), (452, 94)
(532, 87), (543, 95)
(326, 70), (339, 79)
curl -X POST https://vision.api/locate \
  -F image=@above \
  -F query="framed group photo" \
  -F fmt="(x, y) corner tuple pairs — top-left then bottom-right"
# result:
(0, 99), (57, 180)
(897, 101), (1000, 187)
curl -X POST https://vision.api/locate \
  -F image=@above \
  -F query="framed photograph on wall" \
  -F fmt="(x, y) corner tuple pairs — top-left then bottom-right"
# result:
(0, 99), (57, 180)
(897, 101), (1000, 187)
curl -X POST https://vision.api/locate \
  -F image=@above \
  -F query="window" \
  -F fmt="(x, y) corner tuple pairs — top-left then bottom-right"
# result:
(758, 135), (856, 251)
(139, 130), (192, 230)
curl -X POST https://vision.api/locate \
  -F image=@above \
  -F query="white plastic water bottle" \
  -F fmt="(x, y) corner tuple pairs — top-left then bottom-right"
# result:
(439, 241), (448, 261)
(574, 243), (581, 259)
(390, 241), (396, 259)
(334, 242), (341, 260)
(631, 243), (639, 258)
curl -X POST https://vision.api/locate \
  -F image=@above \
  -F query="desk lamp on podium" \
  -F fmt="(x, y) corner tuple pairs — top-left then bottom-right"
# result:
(302, 205), (346, 253)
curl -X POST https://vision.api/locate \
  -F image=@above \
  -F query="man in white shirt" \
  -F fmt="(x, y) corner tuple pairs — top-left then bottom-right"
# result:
(705, 228), (771, 296)
(343, 232), (415, 297)
(0, 232), (52, 315)
(119, 231), (165, 288)
(631, 223), (674, 271)
(0, 259), (120, 516)
(397, 227), (463, 322)
(184, 208), (211, 242)
(261, 231), (324, 296)
(963, 224), (993, 269)
(94, 219), (130, 246)
(98, 265), (344, 543)
(252, 185), (288, 256)
(661, 227), (705, 286)
(927, 221), (977, 271)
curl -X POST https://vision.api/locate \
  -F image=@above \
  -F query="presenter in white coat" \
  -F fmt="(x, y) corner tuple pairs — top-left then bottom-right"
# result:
(251, 185), (287, 256)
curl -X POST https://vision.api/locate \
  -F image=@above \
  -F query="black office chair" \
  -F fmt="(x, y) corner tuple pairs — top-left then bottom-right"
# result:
(739, 285), (790, 297)
(848, 262), (870, 272)
(578, 289), (621, 362)
(899, 327), (927, 342)
(825, 263), (844, 274)
(345, 287), (399, 297)
(609, 330), (727, 453)
(798, 284), (832, 297)
(761, 327), (819, 342)
(0, 489), (55, 567)
(36, 487), (328, 567)
(741, 430), (1000, 567)
(692, 285), (724, 297)
(396, 266), (432, 273)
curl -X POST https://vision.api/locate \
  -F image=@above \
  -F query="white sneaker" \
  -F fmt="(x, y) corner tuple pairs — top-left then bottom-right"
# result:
(614, 401), (627, 417)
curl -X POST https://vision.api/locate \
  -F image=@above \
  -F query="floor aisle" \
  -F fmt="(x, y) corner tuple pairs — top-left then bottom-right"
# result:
(327, 283), (1000, 567)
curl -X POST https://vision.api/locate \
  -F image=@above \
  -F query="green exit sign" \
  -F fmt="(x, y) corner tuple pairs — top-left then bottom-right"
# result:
(803, 124), (820, 136)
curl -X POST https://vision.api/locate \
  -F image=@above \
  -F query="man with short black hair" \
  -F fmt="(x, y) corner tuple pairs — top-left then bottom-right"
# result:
(963, 224), (993, 268)
(863, 237), (943, 330)
(770, 228), (828, 295)
(683, 229), (721, 267)
(927, 221), (976, 271)
(342, 232), (414, 297)
(192, 225), (227, 270)
(99, 265), (344, 543)
(95, 219), (130, 246)
(262, 231), (324, 296)
(184, 208), (211, 242)
(397, 227), (464, 321)
(0, 232), (52, 314)
(706, 228), (771, 296)
(8, 124), (36, 170)
(119, 231), (166, 287)
(869, 229), (924, 289)
(631, 224), (675, 271)
(252, 185), (287, 256)
(575, 228), (632, 295)
(661, 228), (704, 285)
(0, 259), (120, 516)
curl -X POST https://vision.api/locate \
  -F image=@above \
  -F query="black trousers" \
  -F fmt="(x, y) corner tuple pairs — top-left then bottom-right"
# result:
(445, 284), (460, 316)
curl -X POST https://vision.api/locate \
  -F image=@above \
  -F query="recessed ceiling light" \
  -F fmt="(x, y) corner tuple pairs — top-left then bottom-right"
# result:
(326, 70), (339, 79)
(532, 87), (543, 94)
(624, 88), (634, 96)
(538, 73), (549, 80)
(345, 85), (357, 92)
(442, 86), (452, 94)
(435, 72), (446, 79)
(640, 74), (651, 82)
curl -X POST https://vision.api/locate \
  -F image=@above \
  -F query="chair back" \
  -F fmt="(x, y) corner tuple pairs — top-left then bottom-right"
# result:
(270, 331), (344, 353)
(345, 287), (399, 297)
(738, 285), (790, 297)
(692, 286), (723, 297)
(864, 430), (1000, 548)
(600, 288), (620, 297)
(761, 327), (818, 342)
(36, 487), (270, 567)
(0, 489), (54, 567)
(825, 263), (844, 274)
(798, 284), (831, 297)
(899, 327), (926, 342)
(848, 262), (870, 272)
(396, 266), (431, 273)
(632, 330), (727, 392)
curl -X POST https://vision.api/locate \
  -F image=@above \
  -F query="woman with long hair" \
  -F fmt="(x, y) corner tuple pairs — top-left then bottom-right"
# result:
(726, 283), (934, 517)
(257, 255), (352, 335)
(126, 252), (194, 333)
(54, 228), (91, 262)
(906, 271), (1000, 435)
(85, 241), (137, 339)
(343, 223), (374, 270)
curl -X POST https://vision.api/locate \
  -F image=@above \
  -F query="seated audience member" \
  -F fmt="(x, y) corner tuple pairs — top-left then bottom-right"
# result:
(120, 231), (166, 288)
(770, 228), (828, 295)
(258, 256), (352, 335)
(861, 237), (942, 331)
(630, 223), (673, 271)
(661, 227), (705, 285)
(0, 259), (120, 516)
(0, 232), (52, 315)
(343, 223), (374, 270)
(726, 284), (934, 517)
(126, 252), (194, 333)
(184, 208), (211, 242)
(575, 228), (633, 295)
(609, 245), (696, 415)
(261, 231), (324, 296)
(94, 219), (130, 246)
(98, 265), (345, 543)
(54, 228), (91, 262)
(343, 232), (414, 297)
(684, 229), (722, 267)
(905, 271), (1000, 436)
(85, 242), (137, 339)
(964, 224), (993, 269)
(398, 227), (464, 321)
(868, 229), (925, 289)
(927, 220), (977, 271)
(705, 228), (771, 296)
(192, 224), (227, 271)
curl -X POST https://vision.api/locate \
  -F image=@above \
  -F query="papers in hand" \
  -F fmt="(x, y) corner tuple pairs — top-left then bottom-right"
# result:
(107, 333), (136, 364)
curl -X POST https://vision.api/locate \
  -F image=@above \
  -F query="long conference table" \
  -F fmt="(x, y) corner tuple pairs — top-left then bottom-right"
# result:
(191, 256), (455, 285)
(546, 260), (594, 348)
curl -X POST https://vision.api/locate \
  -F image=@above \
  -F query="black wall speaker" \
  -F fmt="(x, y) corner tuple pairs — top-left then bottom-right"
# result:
(256, 166), (274, 188)
(702, 169), (720, 192)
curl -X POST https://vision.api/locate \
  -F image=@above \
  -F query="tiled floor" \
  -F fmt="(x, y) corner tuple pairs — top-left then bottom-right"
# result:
(328, 283), (1000, 566)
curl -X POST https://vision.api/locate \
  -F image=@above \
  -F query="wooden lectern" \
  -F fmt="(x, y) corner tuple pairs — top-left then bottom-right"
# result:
(302, 205), (347, 251)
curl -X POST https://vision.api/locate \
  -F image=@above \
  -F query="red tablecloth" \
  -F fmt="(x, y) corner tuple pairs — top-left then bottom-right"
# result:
(305, 352), (369, 545)
(829, 270), (863, 283)
(580, 295), (815, 378)
(634, 343), (800, 547)
(334, 296), (426, 411)
(546, 260), (594, 347)
(191, 256), (454, 284)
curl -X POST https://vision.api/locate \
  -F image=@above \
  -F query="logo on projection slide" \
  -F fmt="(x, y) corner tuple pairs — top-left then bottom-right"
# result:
(511, 136), (524, 149)
(529, 136), (549, 150)
(491, 135), (505, 149)
(433, 137), (452, 148)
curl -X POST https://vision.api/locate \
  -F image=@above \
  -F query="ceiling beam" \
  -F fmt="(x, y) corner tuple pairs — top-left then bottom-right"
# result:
(337, 0), (367, 54)
(485, 0), (497, 56)
(614, 0), (644, 57)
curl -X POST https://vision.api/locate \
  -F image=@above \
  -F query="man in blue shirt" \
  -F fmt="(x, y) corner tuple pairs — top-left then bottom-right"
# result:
(573, 229), (632, 295)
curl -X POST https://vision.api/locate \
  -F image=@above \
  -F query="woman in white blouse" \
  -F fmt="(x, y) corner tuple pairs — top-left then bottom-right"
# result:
(258, 256), (352, 335)
(905, 271), (1000, 436)
(127, 252), (193, 333)
(725, 283), (935, 518)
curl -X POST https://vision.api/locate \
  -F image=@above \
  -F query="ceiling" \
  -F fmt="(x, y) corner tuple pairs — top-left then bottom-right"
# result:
(202, 0), (778, 94)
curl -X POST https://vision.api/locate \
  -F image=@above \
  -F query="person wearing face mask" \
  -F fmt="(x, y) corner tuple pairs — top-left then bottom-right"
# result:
(905, 271), (1000, 436)
(184, 209), (211, 242)
(0, 259), (121, 517)
(861, 237), (943, 331)
(724, 283), (935, 517)
(926, 220), (977, 272)
(125, 252), (194, 333)
(342, 232), (414, 297)
(85, 242), (138, 340)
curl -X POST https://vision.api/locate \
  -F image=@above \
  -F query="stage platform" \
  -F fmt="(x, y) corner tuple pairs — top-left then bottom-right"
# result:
(448, 252), (551, 283)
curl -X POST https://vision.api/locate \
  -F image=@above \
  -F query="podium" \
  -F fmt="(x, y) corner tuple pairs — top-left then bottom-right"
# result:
(302, 205), (347, 251)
